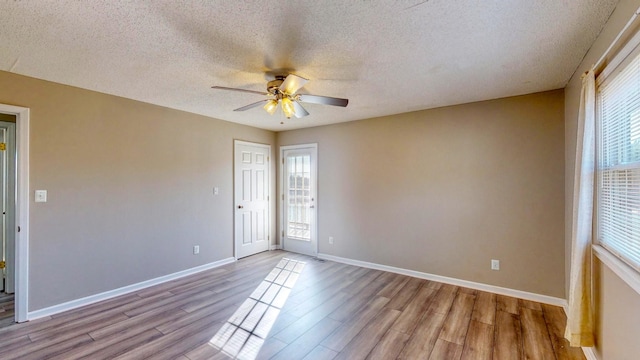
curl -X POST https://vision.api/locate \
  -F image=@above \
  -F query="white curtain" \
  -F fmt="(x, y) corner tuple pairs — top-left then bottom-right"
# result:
(565, 69), (595, 347)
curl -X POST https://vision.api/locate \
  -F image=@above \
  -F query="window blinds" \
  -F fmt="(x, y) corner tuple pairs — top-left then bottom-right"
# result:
(598, 49), (640, 272)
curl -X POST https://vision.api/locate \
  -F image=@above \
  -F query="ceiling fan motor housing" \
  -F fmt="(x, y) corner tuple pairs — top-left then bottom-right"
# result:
(267, 76), (286, 95)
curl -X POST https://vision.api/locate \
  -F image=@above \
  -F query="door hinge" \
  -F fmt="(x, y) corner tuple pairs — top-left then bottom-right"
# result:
(0, 261), (5, 269)
(282, 194), (284, 200)
(267, 195), (269, 201)
(267, 156), (269, 162)
(0, 143), (6, 151)
(282, 230), (284, 237)
(17, 226), (20, 232)
(282, 158), (284, 164)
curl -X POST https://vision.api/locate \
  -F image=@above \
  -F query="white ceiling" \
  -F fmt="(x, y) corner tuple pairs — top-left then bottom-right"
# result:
(0, 1), (619, 131)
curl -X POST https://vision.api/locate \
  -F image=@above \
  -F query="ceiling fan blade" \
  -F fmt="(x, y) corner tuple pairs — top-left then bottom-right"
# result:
(280, 74), (308, 95)
(293, 101), (310, 118)
(212, 86), (268, 96)
(233, 100), (268, 111)
(298, 94), (349, 107)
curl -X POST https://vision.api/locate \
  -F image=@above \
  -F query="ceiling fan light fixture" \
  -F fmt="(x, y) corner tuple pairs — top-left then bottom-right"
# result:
(213, 74), (349, 119)
(263, 99), (278, 115)
(281, 97), (295, 118)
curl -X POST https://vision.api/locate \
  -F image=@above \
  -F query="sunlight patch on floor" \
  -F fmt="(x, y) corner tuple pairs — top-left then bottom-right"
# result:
(209, 257), (305, 359)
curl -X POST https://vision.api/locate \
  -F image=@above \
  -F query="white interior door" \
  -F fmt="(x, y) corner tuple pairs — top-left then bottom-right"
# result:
(234, 141), (270, 259)
(281, 144), (317, 256)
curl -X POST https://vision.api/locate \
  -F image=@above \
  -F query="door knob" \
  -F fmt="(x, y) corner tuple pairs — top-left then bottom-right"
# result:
(238, 205), (244, 209)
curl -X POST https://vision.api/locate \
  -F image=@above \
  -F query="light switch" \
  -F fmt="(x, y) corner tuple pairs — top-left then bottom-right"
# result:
(35, 190), (47, 203)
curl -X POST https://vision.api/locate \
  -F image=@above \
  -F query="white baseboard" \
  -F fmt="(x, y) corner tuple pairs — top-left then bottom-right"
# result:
(270, 244), (282, 250)
(27, 257), (236, 320)
(317, 253), (567, 307)
(582, 347), (598, 360)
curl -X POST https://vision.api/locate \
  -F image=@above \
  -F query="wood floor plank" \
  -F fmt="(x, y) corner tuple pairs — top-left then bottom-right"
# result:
(28, 311), (129, 344)
(89, 306), (187, 339)
(263, 311), (300, 339)
(334, 308), (400, 360)
(182, 342), (219, 359)
(376, 273), (410, 298)
(326, 278), (390, 322)
(5, 334), (94, 360)
(459, 287), (477, 295)
(50, 293), (140, 319)
(0, 292), (169, 345)
(460, 320), (494, 360)
(271, 291), (352, 344)
(255, 338), (289, 360)
(391, 286), (438, 334)
(341, 269), (386, 296)
(384, 277), (426, 311)
(493, 310), (523, 360)
(541, 304), (586, 360)
(50, 328), (164, 360)
(471, 291), (496, 325)
(0, 334), (32, 354)
(285, 273), (359, 318)
(519, 298), (543, 311)
(520, 307), (556, 360)
(284, 263), (355, 307)
(429, 284), (458, 315)
(123, 289), (216, 317)
(398, 308), (447, 359)
(302, 345), (338, 360)
(429, 338), (463, 360)
(156, 290), (249, 335)
(270, 317), (342, 360)
(179, 278), (257, 314)
(496, 295), (519, 315)
(111, 310), (224, 359)
(366, 328), (410, 360)
(438, 292), (475, 345)
(320, 296), (389, 352)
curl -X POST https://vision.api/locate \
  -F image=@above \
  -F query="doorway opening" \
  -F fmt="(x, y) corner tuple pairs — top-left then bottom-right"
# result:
(0, 104), (30, 325)
(0, 115), (15, 328)
(280, 144), (317, 256)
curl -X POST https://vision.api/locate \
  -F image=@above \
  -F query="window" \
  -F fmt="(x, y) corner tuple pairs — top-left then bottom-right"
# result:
(597, 48), (640, 272)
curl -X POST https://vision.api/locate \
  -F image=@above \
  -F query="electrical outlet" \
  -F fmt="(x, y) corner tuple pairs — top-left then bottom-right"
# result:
(193, 245), (200, 255)
(329, 236), (334, 245)
(491, 259), (500, 270)
(35, 190), (47, 203)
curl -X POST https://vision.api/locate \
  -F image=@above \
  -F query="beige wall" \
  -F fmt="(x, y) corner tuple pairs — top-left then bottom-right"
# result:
(564, 0), (640, 358)
(0, 70), (276, 310)
(593, 259), (640, 359)
(278, 90), (565, 297)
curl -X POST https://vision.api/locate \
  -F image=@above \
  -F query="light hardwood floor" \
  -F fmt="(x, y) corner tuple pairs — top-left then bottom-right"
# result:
(0, 251), (584, 359)
(0, 292), (15, 329)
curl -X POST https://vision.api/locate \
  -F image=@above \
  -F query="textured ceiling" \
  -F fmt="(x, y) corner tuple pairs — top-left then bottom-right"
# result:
(0, 1), (619, 131)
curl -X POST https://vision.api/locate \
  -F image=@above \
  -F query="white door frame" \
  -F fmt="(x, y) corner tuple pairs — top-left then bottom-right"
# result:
(233, 140), (271, 259)
(279, 143), (318, 256)
(0, 103), (29, 323)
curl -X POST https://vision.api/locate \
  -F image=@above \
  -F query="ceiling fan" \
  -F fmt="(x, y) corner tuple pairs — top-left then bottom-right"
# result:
(212, 74), (348, 119)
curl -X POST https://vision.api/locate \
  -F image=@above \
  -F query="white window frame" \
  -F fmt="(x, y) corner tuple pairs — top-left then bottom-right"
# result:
(594, 30), (640, 296)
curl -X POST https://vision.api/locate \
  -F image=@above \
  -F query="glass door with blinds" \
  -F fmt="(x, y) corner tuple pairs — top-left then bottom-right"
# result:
(281, 144), (317, 256)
